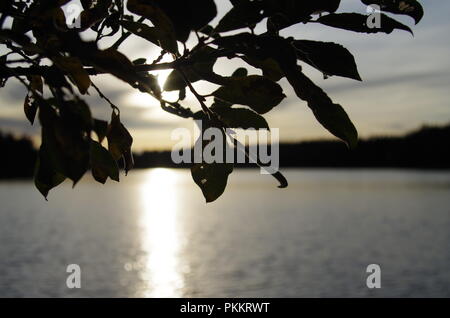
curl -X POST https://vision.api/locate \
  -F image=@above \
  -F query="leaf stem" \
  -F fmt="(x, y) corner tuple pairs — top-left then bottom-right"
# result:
(177, 66), (213, 117)
(90, 80), (120, 112)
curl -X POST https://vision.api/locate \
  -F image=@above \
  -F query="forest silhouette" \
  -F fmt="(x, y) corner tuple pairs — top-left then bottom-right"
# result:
(2, 123), (449, 179)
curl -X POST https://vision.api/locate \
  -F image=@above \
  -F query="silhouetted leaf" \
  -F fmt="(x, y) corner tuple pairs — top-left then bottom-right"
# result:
(98, 11), (121, 37)
(12, 15), (31, 34)
(191, 162), (233, 203)
(120, 20), (179, 54)
(213, 75), (285, 114)
(211, 97), (233, 110)
(153, 0), (217, 42)
(53, 56), (91, 94)
(42, 66), (73, 93)
(292, 40), (361, 81)
(215, 0), (265, 32)
(190, 119), (234, 203)
(214, 33), (299, 77)
(38, 100), (91, 185)
(0, 30), (40, 54)
(318, 13), (413, 35)
(179, 87), (187, 100)
(134, 73), (162, 99)
(90, 48), (136, 83)
(164, 47), (218, 91)
(127, 0), (179, 54)
(90, 140), (120, 184)
(80, 0), (96, 9)
(88, 48), (158, 96)
(272, 171), (288, 189)
(106, 111), (134, 174)
(198, 25), (217, 38)
(133, 58), (147, 65)
(164, 70), (190, 92)
(361, 0), (424, 24)
(264, 0), (341, 15)
(34, 146), (66, 200)
(242, 56), (284, 82)
(315, 103), (358, 149)
(24, 75), (43, 125)
(93, 119), (108, 143)
(79, 0), (112, 31)
(212, 106), (270, 130)
(286, 68), (358, 148)
(215, 0), (341, 32)
(263, 0), (341, 31)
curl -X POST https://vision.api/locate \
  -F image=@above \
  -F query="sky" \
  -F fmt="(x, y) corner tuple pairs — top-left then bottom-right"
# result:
(1, 0), (449, 151)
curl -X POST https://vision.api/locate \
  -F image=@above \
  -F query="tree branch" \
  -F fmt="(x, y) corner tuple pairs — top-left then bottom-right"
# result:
(0, 61), (181, 80)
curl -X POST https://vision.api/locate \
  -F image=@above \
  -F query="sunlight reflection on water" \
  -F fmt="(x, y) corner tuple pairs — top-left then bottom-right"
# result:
(138, 168), (184, 297)
(1, 169), (450, 297)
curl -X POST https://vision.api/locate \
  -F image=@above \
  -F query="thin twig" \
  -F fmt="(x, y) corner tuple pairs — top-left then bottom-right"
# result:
(90, 80), (120, 112)
(5, 42), (40, 67)
(150, 50), (167, 65)
(177, 66), (213, 117)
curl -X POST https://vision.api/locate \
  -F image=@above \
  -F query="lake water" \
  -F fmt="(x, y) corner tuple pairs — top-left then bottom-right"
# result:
(0, 168), (450, 298)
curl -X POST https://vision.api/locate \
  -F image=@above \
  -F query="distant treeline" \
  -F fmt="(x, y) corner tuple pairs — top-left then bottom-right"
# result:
(279, 125), (450, 169)
(134, 124), (450, 169)
(0, 132), (37, 179)
(1, 124), (449, 179)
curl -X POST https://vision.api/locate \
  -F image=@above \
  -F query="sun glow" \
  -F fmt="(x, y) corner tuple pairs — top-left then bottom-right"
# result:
(157, 69), (180, 102)
(156, 69), (170, 89)
(139, 169), (184, 297)
(125, 69), (180, 109)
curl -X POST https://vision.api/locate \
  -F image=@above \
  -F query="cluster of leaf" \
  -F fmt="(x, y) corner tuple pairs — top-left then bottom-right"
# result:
(0, 0), (424, 202)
